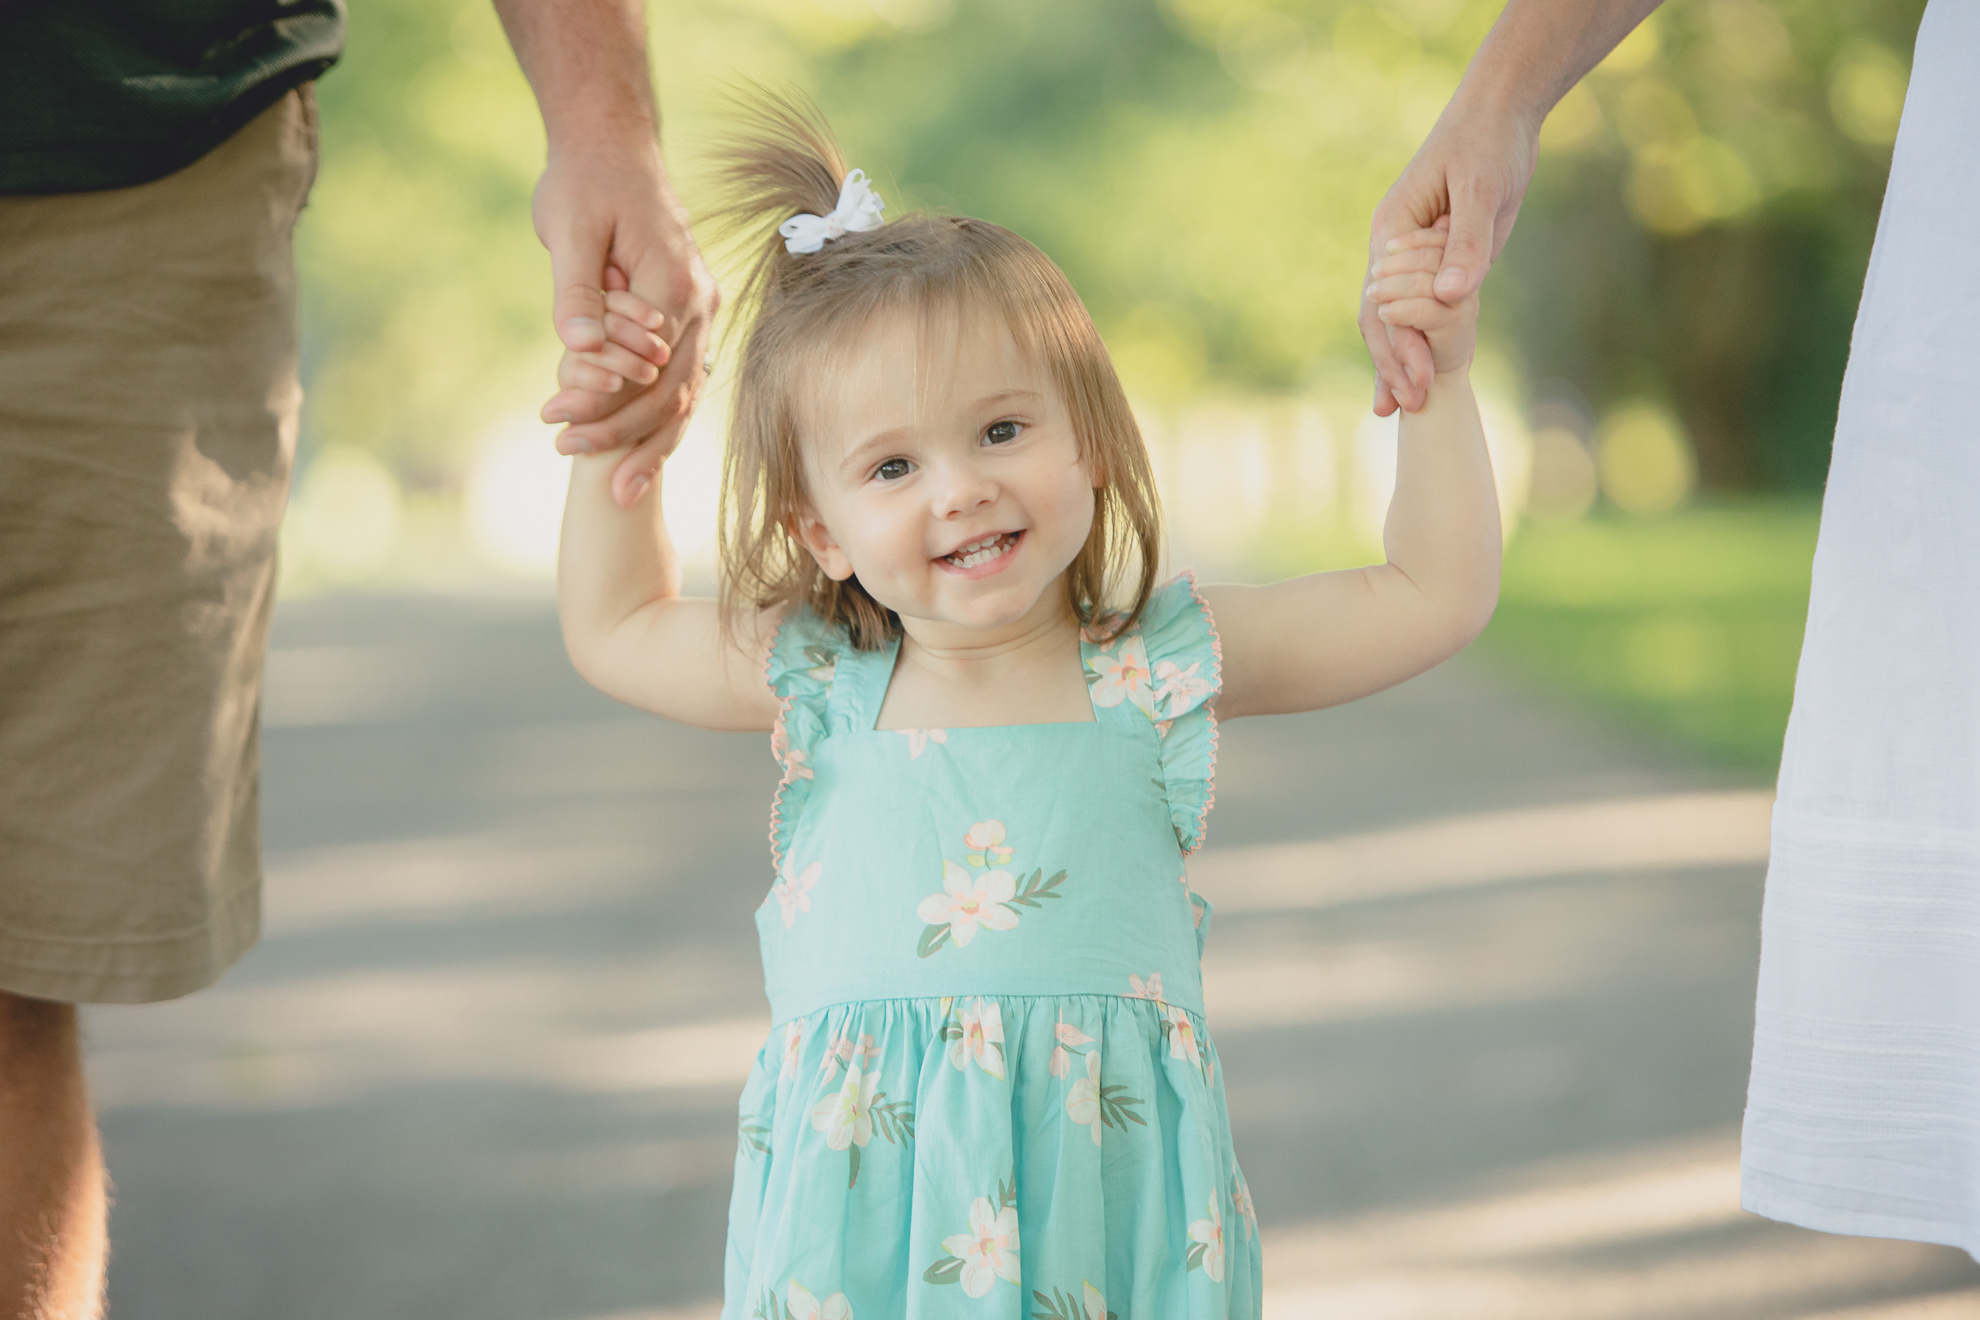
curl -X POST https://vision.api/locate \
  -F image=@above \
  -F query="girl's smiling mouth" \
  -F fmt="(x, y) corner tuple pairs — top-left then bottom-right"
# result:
(937, 531), (1024, 577)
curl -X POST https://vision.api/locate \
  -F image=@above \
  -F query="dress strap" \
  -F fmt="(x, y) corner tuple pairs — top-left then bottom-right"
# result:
(827, 633), (902, 733)
(1082, 572), (1224, 854)
(763, 604), (854, 876)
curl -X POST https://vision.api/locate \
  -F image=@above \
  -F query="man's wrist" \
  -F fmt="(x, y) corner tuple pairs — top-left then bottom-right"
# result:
(542, 110), (664, 163)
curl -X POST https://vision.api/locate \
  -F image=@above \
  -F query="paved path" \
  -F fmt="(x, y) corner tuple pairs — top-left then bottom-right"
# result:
(87, 593), (1980, 1319)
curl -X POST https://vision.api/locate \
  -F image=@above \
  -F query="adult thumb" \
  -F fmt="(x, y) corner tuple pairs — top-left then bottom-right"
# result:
(550, 225), (612, 352)
(1434, 197), (1496, 303)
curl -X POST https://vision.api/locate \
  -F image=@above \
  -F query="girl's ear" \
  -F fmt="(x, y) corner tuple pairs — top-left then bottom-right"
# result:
(789, 507), (856, 582)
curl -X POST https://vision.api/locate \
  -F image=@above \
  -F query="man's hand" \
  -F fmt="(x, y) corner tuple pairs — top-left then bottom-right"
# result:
(1362, 106), (1537, 415)
(533, 140), (720, 506)
(492, 0), (722, 508)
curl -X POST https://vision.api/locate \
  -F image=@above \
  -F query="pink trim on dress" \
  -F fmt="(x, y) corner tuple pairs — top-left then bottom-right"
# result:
(1177, 569), (1223, 857)
(762, 609), (799, 879)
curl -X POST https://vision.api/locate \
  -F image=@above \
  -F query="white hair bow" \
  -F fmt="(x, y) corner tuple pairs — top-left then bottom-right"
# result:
(779, 168), (886, 255)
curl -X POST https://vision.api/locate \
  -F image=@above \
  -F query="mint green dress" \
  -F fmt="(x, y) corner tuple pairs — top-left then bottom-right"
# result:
(725, 574), (1261, 1320)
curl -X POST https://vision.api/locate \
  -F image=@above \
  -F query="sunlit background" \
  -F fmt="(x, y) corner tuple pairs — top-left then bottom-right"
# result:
(100, 2), (1974, 1315)
(286, 0), (1922, 772)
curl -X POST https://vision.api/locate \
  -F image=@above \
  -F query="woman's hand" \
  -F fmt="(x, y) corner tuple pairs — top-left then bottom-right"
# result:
(1367, 219), (1480, 379)
(1360, 104), (1537, 415)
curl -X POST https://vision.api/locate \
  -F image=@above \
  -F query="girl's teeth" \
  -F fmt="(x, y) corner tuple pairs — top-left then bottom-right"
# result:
(948, 534), (1014, 568)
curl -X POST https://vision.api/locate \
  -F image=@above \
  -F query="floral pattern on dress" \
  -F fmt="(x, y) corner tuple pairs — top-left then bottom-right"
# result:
(1085, 634), (1156, 720)
(1232, 1171), (1258, 1242)
(1161, 1004), (1214, 1082)
(923, 1179), (1020, 1297)
(770, 861), (820, 929)
(963, 820), (1014, 867)
(810, 1060), (914, 1188)
(754, 1281), (852, 1320)
(915, 857), (1066, 958)
(1032, 1282), (1115, 1320)
(779, 1019), (806, 1080)
(1048, 1009), (1095, 1078)
(943, 997), (1007, 1080)
(1152, 658), (1214, 720)
(1064, 1048), (1146, 1146)
(818, 1030), (878, 1081)
(900, 728), (948, 759)
(1186, 1196), (1226, 1282)
(741, 580), (1247, 1312)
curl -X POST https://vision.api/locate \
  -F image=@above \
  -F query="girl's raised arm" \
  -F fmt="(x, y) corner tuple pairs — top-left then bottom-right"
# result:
(1207, 225), (1503, 719)
(558, 448), (783, 731)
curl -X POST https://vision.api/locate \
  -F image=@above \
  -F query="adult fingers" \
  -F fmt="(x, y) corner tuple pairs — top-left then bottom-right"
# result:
(1358, 293), (1416, 412)
(1366, 198), (1447, 410)
(557, 344), (658, 392)
(555, 315), (709, 468)
(550, 227), (613, 354)
(542, 383), (628, 430)
(1435, 183), (1499, 303)
(608, 314), (714, 505)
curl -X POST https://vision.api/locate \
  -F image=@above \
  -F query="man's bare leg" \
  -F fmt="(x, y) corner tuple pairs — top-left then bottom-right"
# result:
(0, 993), (105, 1320)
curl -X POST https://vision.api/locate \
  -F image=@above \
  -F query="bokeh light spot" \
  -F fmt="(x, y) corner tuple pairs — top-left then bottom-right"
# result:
(1598, 403), (1695, 516)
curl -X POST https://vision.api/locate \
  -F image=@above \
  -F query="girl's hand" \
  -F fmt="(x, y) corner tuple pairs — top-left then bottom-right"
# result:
(547, 283), (675, 450)
(1367, 219), (1479, 378)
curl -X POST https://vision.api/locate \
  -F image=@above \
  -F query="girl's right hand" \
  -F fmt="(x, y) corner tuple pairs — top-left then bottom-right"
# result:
(1367, 219), (1479, 378)
(548, 286), (675, 453)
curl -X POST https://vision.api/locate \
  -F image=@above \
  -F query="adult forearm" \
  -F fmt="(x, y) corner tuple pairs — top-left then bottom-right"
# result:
(1456, 0), (1665, 129)
(491, 0), (658, 148)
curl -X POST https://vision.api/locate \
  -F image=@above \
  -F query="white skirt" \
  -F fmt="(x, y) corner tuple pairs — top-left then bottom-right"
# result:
(1742, 0), (1980, 1256)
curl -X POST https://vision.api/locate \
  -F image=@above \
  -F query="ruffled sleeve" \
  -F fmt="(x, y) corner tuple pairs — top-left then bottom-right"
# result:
(763, 604), (850, 876)
(1087, 571), (1223, 854)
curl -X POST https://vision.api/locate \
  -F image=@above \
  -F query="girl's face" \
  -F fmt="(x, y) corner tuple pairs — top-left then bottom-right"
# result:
(792, 305), (1097, 644)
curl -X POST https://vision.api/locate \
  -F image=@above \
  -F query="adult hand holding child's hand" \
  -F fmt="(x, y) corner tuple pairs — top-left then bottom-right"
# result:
(493, 0), (721, 509)
(1367, 218), (1479, 379)
(533, 146), (720, 506)
(1361, 109), (1535, 415)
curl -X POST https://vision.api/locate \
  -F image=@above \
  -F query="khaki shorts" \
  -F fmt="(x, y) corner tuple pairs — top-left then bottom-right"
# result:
(0, 89), (317, 1004)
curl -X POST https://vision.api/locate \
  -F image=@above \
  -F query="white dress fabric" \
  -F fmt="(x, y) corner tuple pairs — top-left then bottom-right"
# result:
(1742, 0), (1980, 1256)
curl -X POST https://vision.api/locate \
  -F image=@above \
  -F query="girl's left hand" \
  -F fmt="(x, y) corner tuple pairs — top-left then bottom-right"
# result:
(1366, 217), (1479, 378)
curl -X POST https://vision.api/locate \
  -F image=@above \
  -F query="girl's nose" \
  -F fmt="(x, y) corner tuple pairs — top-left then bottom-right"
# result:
(929, 459), (996, 518)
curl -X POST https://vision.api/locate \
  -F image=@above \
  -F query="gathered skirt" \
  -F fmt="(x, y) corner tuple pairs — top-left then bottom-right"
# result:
(724, 993), (1262, 1320)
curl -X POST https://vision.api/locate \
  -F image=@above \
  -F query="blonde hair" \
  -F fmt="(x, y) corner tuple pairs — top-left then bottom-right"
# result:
(713, 87), (1163, 651)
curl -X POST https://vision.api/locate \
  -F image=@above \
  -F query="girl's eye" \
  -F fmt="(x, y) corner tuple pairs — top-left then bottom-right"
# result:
(875, 458), (913, 482)
(985, 420), (1022, 446)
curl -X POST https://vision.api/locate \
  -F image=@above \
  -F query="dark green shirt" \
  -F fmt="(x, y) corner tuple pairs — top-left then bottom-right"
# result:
(0, 0), (345, 196)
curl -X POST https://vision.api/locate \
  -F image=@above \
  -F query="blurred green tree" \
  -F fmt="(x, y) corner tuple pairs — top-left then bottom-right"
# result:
(297, 0), (1924, 497)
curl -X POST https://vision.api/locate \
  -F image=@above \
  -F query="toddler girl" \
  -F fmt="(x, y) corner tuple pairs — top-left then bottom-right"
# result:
(556, 91), (1496, 1320)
